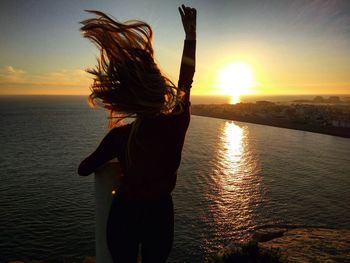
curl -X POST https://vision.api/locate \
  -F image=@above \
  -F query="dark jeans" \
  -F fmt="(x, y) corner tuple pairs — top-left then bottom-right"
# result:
(107, 194), (174, 263)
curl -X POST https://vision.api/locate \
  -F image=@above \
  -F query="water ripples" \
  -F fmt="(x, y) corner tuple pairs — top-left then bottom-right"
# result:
(0, 97), (350, 262)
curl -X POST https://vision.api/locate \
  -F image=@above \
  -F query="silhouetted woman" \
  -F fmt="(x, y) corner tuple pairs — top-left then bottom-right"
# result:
(78, 5), (196, 263)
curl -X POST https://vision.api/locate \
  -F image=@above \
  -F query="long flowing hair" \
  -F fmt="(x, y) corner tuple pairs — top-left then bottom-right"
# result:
(80, 10), (184, 127)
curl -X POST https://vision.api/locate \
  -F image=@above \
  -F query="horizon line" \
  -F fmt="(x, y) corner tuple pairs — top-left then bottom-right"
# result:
(1, 93), (350, 97)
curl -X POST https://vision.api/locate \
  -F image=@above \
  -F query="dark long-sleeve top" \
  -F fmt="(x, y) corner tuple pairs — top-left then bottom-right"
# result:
(78, 39), (196, 200)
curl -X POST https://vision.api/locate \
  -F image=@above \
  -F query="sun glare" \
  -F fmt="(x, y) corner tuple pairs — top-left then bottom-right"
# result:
(219, 63), (254, 104)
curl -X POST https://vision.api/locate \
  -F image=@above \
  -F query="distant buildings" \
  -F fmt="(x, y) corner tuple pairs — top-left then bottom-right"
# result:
(191, 97), (350, 133)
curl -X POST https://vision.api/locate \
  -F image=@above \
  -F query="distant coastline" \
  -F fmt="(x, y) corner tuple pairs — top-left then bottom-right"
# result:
(1, 95), (350, 138)
(191, 98), (350, 138)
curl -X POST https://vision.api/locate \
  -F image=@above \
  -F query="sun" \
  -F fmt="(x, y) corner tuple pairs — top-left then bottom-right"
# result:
(219, 63), (254, 104)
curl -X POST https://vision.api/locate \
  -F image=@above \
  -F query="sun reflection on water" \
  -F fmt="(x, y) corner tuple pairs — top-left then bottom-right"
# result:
(221, 121), (244, 172)
(207, 121), (262, 243)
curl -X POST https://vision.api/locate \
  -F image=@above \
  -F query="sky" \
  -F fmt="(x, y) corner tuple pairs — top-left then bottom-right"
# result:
(1, 0), (350, 96)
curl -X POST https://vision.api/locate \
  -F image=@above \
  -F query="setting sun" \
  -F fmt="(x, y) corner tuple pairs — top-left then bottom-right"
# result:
(219, 63), (254, 104)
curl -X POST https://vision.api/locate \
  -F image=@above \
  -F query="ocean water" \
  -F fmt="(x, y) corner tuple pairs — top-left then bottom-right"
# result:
(0, 96), (349, 262)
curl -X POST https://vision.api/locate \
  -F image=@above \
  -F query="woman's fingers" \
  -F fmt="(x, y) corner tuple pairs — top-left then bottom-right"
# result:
(179, 4), (195, 18)
(178, 6), (185, 19)
(179, 5), (196, 35)
(184, 6), (191, 16)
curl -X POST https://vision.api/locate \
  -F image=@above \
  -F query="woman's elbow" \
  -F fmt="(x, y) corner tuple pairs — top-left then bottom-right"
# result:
(78, 159), (91, 176)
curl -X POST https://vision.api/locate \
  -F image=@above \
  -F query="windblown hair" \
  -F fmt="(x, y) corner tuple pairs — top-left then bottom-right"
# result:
(80, 10), (183, 127)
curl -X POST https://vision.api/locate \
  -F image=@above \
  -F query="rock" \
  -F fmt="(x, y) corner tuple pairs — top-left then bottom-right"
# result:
(253, 227), (288, 242)
(258, 227), (350, 262)
(82, 256), (95, 263)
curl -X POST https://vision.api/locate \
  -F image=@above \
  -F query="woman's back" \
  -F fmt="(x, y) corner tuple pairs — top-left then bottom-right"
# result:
(114, 102), (191, 200)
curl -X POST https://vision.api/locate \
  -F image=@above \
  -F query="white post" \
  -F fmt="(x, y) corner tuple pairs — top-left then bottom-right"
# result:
(94, 161), (121, 263)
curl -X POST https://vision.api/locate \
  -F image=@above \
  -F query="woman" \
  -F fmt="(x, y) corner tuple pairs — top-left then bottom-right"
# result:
(78, 4), (196, 263)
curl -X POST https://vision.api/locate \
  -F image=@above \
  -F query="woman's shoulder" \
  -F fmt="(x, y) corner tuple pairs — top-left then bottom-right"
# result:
(153, 101), (191, 131)
(168, 100), (190, 118)
(109, 122), (133, 137)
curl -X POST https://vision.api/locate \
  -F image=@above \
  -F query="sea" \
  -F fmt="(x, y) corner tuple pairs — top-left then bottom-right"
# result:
(0, 95), (349, 262)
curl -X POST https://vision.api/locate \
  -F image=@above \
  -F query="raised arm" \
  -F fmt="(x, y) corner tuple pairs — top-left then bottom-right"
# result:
(178, 5), (196, 103)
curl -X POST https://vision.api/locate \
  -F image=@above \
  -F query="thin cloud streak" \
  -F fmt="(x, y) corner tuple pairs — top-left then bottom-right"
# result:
(0, 66), (90, 88)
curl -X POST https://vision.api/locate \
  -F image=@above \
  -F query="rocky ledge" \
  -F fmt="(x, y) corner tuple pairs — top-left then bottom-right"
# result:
(254, 225), (350, 262)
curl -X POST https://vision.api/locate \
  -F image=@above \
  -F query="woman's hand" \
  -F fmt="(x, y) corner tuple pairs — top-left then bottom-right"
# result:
(95, 161), (122, 176)
(178, 4), (196, 40)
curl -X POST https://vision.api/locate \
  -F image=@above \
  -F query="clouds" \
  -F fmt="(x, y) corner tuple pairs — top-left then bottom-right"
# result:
(0, 65), (92, 94)
(0, 65), (90, 88)
(0, 66), (27, 84)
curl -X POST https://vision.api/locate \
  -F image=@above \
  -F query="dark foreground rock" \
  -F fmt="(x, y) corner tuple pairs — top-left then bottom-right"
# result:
(256, 226), (350, 263)
(208, 226), (350, 262)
